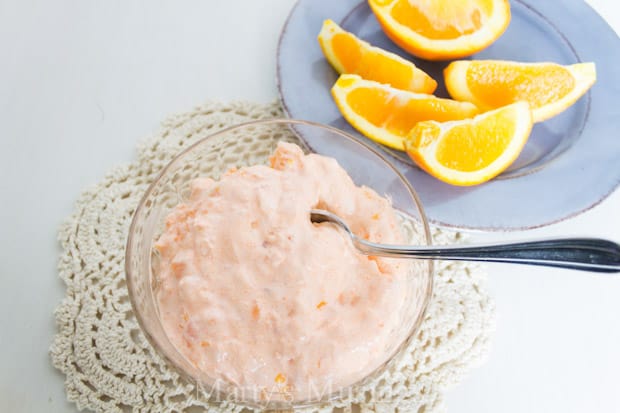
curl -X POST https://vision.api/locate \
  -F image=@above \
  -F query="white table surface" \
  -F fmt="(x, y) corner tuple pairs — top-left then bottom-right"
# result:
(1, 0), (619, 411)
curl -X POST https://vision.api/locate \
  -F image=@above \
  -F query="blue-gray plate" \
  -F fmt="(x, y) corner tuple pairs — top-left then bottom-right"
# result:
(277, 0), (620, 230)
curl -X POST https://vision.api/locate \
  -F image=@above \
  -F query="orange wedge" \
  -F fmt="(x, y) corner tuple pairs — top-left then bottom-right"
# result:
(332, 74), (479, 150)
(444, 60), (597, 122)
(318, 19), (437, 94)
(404, 101), (533, 186)
(368, 0), (511, 60)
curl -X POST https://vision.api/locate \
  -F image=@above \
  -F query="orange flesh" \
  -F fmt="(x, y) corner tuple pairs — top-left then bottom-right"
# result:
(389, 0), (494, 40)
(331, 33), (362, 72)
(435, 110), (516, 171)
(466, 62), (575, 108)
(345, 87), (478, 136)
(332, 33), (416, 90)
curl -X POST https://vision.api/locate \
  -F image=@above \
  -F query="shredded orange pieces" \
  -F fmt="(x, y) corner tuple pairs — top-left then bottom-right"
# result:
(275, 373), (286, 384)
(316, 301), (327, 309)
(171, 261), (186, 278)
(252, 304), (260, 320)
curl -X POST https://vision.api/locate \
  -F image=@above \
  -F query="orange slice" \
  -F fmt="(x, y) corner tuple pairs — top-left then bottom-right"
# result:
(331, 74), (479, 150)
(404, 101), (533, 186)
(318, 19), (437, 94)
(444, 60), (596, 122)
(368, 0), (511, 60)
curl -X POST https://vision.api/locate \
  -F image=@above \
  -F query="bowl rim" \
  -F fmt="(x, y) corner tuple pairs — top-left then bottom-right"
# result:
(125, 118), (434, 409)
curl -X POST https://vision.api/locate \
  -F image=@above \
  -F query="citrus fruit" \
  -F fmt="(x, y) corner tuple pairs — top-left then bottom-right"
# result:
(444, 60), (596, 122)
(318, 19), (437, 94)
(404, 101), (533, 186)
(368, 0), (511, 60)
(331, 74), (479, 150)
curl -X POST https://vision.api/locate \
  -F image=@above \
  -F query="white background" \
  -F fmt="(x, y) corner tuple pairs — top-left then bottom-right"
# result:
(1, 0), (619, 411)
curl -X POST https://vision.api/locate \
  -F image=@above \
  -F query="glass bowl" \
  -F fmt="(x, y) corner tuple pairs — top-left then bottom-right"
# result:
(125, 119), (433, 410)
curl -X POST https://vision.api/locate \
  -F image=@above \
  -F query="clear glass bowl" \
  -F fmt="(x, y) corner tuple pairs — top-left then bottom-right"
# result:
(125, 119), (433, 410)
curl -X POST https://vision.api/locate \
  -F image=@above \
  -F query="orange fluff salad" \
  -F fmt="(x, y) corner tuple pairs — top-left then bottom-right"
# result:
(154, 142), (413, 399)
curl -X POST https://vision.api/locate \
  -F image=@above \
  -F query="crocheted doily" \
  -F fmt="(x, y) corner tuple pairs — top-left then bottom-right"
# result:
(51, 101), (495, 413)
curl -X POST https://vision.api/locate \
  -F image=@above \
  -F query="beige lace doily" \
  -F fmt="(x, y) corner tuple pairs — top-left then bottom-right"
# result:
(51, 101), (495, 413)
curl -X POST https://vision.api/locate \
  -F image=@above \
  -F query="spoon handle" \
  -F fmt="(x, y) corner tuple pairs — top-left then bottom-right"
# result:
(356, 238), (620, 273)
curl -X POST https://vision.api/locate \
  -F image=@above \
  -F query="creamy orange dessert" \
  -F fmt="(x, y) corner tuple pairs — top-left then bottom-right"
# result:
(154, 142), (411, 398)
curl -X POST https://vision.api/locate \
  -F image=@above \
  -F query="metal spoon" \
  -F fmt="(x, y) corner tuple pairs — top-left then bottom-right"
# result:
(310, 209), (620, 273)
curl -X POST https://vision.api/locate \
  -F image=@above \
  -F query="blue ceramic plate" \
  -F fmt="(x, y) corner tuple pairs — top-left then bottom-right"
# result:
(277, 0), (620, 230)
